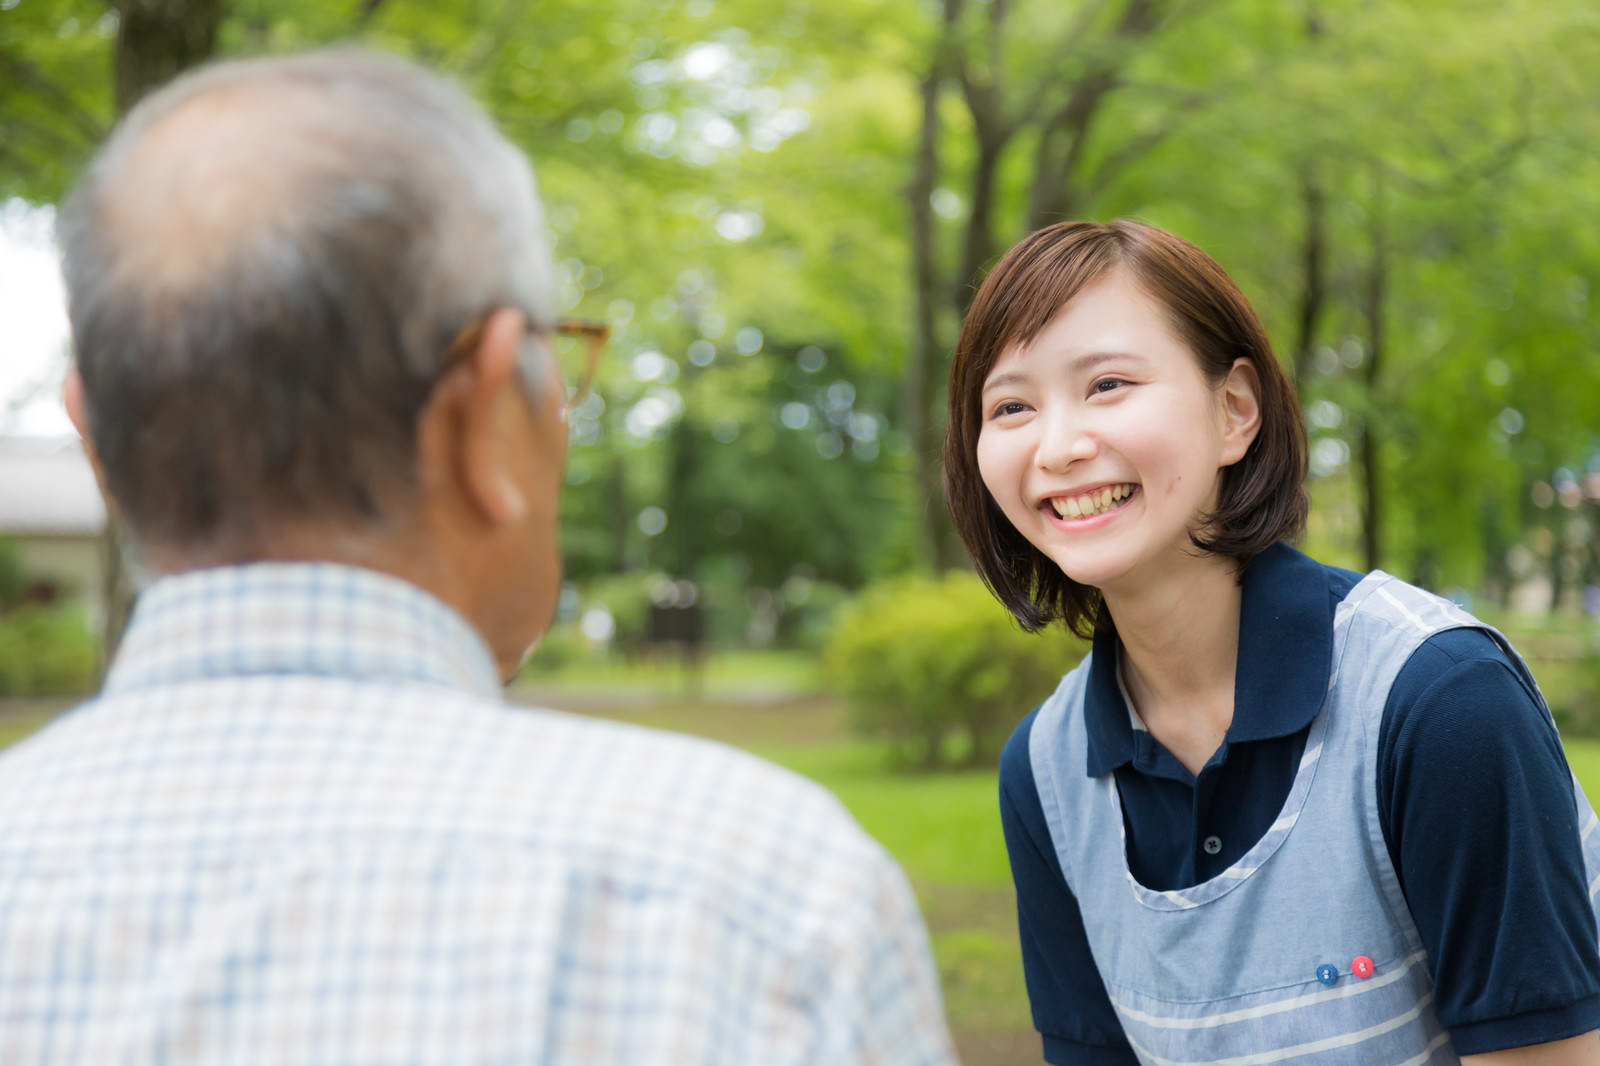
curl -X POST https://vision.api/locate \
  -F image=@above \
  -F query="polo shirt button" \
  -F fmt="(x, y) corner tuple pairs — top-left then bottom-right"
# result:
(1351, 955), (1375, 979)
(1316, 964), (1338, 986)
(1202, 835), (1222, 855)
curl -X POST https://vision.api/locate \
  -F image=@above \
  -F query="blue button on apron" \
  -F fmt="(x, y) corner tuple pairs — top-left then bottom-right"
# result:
(1316, 964), (1338, 986)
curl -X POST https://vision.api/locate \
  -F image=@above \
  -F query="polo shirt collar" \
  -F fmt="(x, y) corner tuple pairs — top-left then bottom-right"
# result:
(1083, 542), (1335, 777)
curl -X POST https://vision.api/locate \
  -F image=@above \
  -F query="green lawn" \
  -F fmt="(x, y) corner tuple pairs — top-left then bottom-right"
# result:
(0, 701), (71, 748)
(1561, 737), (1600, 793)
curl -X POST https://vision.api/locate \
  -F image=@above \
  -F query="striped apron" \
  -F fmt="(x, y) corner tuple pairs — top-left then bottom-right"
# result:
(1029, 570), (1600, 1064)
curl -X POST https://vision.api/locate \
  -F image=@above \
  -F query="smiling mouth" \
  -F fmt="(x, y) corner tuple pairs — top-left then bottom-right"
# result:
(1044, 483), (1136, 520)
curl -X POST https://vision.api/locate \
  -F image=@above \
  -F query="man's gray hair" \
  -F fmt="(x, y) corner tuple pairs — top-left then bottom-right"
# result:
(59, 47), (557, 552)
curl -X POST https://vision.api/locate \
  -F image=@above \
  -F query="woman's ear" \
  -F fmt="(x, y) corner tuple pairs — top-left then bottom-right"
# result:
(1218, 358), (1263, 468)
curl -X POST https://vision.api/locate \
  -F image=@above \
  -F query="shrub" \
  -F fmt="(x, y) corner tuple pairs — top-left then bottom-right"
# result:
(0, 606), (97, 699)
(1545, 655), (1600, 739)
(0, 536), (26, 611)
(825, 571), (1086, 769)
(521, 621), (589, 675)
(777, 578), (850, 652)
(582, 572), (659, 657)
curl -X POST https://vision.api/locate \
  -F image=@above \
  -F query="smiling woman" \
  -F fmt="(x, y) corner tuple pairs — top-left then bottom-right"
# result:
(945, 220), (1304, 637)
(941, 220), (1600, 1066)
(972, 266), (1264, 602)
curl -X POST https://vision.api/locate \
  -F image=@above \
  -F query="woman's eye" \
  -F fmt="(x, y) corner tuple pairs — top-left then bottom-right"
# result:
(1091, 377), (1130, 395)
(989, 401), (1027, 420)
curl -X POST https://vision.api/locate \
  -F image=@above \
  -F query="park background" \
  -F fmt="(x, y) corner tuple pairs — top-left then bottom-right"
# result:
(2, 0), (1599, 1060)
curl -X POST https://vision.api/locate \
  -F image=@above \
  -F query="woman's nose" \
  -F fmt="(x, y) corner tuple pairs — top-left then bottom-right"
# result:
(1036, 409), (1098, 473)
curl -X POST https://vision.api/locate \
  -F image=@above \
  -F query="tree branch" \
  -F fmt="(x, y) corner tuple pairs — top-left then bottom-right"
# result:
(0, 113), (93, 159)
(1078, 87), (1210, 204)
(0, 50), (107, 145)
(1025, 0), (1168, 226)
(1015, 0), (1114, 127)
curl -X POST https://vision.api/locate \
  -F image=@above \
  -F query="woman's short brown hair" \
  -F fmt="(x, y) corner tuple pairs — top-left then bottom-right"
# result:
(942, 219), (1308, 637)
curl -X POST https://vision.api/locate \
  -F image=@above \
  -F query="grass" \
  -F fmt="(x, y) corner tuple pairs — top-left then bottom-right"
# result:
(0, 700), (72, 748)
(1561, 737), (1600, 792)
(515, 647), (824, 700)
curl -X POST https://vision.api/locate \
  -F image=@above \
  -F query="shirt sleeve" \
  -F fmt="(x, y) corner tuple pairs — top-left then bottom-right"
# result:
(843, 843), (963, 1066)
(1377, 628), (1600, 1055)
(1001, 709), (1140, 1066)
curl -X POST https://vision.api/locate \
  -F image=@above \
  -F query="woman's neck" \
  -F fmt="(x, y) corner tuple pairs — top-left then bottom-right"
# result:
(1103, 552), (1244, 776)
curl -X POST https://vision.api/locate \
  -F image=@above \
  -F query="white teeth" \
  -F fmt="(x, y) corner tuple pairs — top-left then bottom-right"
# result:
(1049, 484), (1135, 520)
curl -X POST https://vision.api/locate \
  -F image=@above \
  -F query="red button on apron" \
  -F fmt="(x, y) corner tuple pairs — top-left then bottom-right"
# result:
(1351, 955), (1375, 979)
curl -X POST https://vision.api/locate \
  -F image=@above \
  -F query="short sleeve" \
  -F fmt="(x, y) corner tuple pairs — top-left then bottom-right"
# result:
(1377, 628), (1600, 1055)
(1001, 710), (1139, 1066)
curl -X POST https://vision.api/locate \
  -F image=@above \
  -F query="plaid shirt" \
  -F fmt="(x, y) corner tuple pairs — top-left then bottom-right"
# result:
(0, 564), (957, 1066)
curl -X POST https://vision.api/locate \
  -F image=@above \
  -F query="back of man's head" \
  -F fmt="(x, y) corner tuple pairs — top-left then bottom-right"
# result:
(59, 48), (558, 558)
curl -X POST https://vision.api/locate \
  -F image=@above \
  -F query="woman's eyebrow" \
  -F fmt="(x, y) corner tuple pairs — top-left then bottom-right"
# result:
(982, 370), (1029, 394)
(982, 350), (1143, 393)
(1067, 350), (1143, 371)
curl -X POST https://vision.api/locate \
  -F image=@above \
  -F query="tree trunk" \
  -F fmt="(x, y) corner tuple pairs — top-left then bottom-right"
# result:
(1293, 168), (1327, 384)
(607, 460), (629, 572)
(1358, 173), (1387, 573)
(1292, 8), (1327, 386)
(1548, 524), (1566, 614)
(112, 0), (225, 114)
(97, 0), (227, 675)
(904, 0), (962, 571)
(953, 133), (1005, 315)
(905, 57), (943, 569)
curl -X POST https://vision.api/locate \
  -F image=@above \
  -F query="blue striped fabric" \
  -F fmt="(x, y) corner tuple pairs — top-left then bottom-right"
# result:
(0, 563), (957, 1065)
(1029, 570), (1600, 1065)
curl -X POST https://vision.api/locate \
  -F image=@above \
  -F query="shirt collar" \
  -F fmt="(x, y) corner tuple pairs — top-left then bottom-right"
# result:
(104, 563), (503, 701)
(1083, 542), (1336, 777)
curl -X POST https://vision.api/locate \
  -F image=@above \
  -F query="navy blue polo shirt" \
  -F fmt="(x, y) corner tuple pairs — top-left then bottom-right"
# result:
(999, 543), (1600, 1063)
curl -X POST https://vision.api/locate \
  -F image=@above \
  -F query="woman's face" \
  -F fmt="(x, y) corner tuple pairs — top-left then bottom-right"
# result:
(975, 268), (1258, 597)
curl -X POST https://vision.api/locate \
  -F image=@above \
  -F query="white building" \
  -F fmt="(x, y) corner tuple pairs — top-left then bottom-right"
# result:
(0, 436), (106, 625)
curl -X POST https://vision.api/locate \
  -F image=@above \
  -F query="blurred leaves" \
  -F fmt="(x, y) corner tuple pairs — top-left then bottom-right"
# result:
(3, 0), (1597, 605)
(826, 570), (1085, 768)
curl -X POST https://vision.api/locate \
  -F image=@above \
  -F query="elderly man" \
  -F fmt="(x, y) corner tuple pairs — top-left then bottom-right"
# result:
(0, 49), (957, 1064)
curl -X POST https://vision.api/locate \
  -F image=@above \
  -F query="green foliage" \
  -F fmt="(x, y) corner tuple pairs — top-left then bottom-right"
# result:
(1544, 655), (1600, 739)
(0, 0), (113, 202)
(6, 0), (1598, 622)
(0, 536), (27, 611)
(826, 571), (1084, 769)
(0, 605), (96, 699)
(775, 577), (850, 652)
(1555, 736), (1600, 811)
(581, 571), (659, 656)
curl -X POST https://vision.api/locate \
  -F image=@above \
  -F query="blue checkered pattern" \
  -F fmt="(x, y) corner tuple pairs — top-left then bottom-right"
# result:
(0, 564), (957, 1065)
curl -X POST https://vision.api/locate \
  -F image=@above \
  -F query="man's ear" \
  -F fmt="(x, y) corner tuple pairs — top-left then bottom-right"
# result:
(62, 367), (116, 507)
(422, 307), (530, 526)
(1218, 357), (1263, 468)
